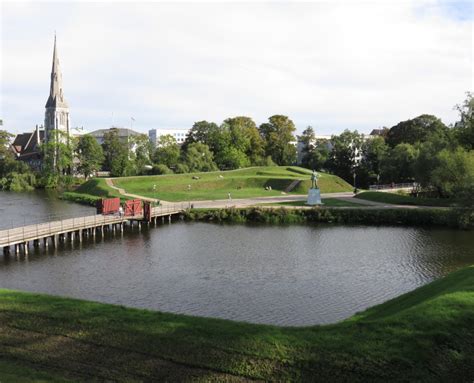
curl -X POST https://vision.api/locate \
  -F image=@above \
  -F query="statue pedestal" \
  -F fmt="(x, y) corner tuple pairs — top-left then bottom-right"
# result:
(306, 188), (322, 205)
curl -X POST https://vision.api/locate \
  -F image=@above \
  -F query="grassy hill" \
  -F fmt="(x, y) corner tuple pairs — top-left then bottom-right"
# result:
(111, 166), (352, 201)
(0, 266), (473, 381)
(61, 178), (125, 205)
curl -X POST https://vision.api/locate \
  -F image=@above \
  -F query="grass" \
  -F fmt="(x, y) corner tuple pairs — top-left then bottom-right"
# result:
(0, 266), (473, 381)
(109, 166), (352, 201)
(356, 191), (458, 207)
(61, 178), (126, 206)
(260, 198), (366, 207)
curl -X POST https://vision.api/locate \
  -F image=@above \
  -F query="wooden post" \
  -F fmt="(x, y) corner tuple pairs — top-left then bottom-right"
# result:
(44, 237), (49, 248)
(24, 242), (28, 255)
(168, 215), (171, 223)
(78, 230), (83, 243)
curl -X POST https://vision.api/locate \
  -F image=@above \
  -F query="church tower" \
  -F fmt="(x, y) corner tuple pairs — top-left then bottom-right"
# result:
(44, 34), (70, 146)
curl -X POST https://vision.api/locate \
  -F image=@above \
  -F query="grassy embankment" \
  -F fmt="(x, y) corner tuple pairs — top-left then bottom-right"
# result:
(111, 166), (352, 201)
(0, 266), (473, 381)
(61, 178), (125, 206)
(356, 191), (458, 207)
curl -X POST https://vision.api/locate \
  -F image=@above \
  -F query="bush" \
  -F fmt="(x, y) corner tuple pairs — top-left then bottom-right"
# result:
(151, 164), (173, 175)
(174, 163), (189, 174)
(184, 207), (474, 229)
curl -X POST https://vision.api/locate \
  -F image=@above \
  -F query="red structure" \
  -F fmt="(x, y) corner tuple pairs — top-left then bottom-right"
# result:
(124, 199), (143, 217)
(143, 201), (152, 222)
(96, 198), (121, 215)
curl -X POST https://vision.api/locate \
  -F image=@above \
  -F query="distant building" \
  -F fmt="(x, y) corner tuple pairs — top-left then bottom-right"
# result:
(369, 127), (389, 137)
(149, 128), (189, 146)
(89, 127), (142, 146)
(12, 35), (71, 171)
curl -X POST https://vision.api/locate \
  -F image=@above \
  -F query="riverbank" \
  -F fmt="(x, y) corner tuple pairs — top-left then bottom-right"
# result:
(0, 265), (473, 381)
(184, 206), (474, 229)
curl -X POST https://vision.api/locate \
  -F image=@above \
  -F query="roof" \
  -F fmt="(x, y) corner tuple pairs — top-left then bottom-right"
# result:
(89, 128), (143, 138)
(11, 130), (44, 157)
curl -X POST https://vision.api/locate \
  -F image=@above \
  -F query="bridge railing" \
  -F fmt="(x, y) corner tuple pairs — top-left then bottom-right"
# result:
(0, 202), (191, 247)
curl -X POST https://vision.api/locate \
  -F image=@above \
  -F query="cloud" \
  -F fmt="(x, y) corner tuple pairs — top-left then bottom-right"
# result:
(1, 1), (472, 135)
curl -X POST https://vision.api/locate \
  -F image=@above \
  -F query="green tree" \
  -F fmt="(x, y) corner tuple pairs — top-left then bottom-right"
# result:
(153, 134), (180, 168)
(76, 135), (104, 179)
(182, 121), (220, 151)
(380, 143), (419, 183)
(299, 126), (316, 167)
(453, 93), (474, 150)
(358, 136), (389, 186)
(131, 134), (152, 175)
(386, 114), (448, 148)
(431, 148), (474, 202)
(184, 142), (217, 172)
(102, 129), (129, 177)
(259, 115), (297, 165)
(224, 116), (264, 164)
(41, 130), (74, 176)
(326, 130), (363, 183)
(218, 147), (250, 169)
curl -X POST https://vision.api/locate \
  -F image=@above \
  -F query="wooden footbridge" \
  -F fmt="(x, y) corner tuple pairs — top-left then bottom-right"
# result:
(0, 203), (188, 255)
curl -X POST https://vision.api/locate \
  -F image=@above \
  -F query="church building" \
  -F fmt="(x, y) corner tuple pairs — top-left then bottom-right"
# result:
(12, 35), (70, 170)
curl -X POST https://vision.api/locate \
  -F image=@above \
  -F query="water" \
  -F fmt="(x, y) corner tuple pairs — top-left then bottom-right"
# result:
(0, 192), (473, 326)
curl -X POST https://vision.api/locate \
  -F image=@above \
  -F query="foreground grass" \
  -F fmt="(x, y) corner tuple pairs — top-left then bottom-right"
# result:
(356, 191), (458, 207)
(111, 166), (352, 201)
(1, 266), (473, 381)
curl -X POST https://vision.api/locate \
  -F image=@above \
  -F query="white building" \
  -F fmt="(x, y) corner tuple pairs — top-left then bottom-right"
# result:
(149, 128), (190, 146)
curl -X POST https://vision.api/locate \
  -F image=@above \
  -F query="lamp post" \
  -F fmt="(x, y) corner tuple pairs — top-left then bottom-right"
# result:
(353, 171), (357, 193)
(376, 173), (380, 191)
(153, 184), (156, 205)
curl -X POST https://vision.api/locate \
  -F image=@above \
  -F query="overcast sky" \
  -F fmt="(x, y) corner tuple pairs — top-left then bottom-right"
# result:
(1, 1), (472, 136)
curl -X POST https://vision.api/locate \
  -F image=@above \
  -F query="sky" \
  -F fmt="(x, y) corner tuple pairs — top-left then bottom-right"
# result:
(1, 0), (472, 136)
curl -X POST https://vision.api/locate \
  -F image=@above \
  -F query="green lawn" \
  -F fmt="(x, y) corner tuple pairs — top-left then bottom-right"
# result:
(0, 266), (473, 381)
(261, 198), (366, 207)
(109, 166), (352, 202)
(356, 191), (458, 207)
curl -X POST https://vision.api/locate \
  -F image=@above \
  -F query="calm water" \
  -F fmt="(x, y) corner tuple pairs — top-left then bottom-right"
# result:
(0, 192), (473, 326)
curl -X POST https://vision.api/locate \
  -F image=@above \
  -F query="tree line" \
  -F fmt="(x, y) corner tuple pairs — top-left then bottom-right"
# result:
(299, 94), (473, 203)
(0, 94), (472, 203)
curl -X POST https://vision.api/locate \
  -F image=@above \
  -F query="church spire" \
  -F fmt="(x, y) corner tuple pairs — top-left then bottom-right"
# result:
(45, 34), (68, 108)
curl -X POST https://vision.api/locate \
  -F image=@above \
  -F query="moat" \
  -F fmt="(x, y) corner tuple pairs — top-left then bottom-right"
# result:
(0, 191), (473, 325)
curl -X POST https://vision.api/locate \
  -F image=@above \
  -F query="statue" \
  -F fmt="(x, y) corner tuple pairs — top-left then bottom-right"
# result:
(311, 170), (318, 189)
(307, 169), (322, 205)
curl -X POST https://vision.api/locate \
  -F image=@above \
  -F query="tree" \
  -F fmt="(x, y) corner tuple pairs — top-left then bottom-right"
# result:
(358, 136), (388, 186)
(326, 130), (363, 183)
(218, 146), (250, 169)
(453, 93), (474, 150)
(380, 143), (419, 183)
(102, 129), (129, 177)
(41, 130), (74, 176)
(76, 135), (104, 179)
(386, 114), (448, 148)
(153, 134), (180, 168)
(131, 134), (152, 175)
(431, 148), (474, 202)
(299, 126), (316, 167)
(182, 121), (220, 151)
(0, 130), (13, 161)
(259, 115), (297, 165)
(184, 142), (217, 172)
(224, 116), (264, 164)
